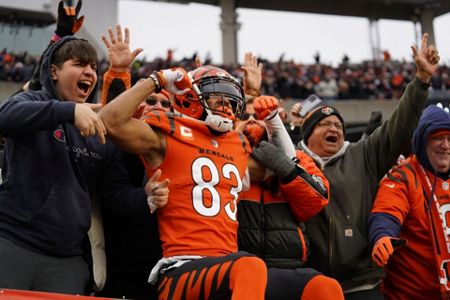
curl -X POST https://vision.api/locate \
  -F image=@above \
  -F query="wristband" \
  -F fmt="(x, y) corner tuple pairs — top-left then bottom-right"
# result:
(266, 110), (278, 120)
(149, 72), (162, 93)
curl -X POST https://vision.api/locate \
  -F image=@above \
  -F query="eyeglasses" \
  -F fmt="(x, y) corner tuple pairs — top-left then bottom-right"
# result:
(240, 112), (257, 121)
(146, 98), (171, 108)
(317, 121), (343, 130)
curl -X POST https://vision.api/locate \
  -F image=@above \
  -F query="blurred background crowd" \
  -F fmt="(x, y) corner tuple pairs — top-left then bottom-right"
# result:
(2, 47), (449, 101)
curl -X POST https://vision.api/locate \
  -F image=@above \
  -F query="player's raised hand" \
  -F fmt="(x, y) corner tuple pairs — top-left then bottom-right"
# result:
(151, 68), (192, 95)
(253, 96), (279, 120)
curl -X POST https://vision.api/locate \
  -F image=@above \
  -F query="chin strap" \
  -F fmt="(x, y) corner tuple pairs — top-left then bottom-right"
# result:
(204, 113), (234, 132)
(177, 110), (233, 133)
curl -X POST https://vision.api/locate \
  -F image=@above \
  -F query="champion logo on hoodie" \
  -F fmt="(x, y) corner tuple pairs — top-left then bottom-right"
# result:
(53, 129), (66, 143)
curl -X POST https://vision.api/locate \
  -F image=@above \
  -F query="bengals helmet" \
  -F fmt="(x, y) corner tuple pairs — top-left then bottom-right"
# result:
(173, 66), (245, 122)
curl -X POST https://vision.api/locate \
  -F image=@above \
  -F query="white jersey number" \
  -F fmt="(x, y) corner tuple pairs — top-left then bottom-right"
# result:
(192, 157), (242, 221)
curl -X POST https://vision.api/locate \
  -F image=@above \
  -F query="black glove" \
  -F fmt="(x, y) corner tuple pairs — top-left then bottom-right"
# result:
(54, 0), (85, 37)
(365, 111), (382, 136)
(251, 140), (296, 181)
(28, 0), (84, 91)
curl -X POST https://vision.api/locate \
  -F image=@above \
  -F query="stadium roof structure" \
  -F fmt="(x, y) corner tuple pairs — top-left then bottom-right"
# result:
(0, 7), (55, 28)
(162, 0), (450, 21)
(150, 0), (449, 64)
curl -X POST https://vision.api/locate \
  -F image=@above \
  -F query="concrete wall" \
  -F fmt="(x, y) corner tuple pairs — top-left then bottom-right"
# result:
(331, 100), (398, 124)
(67, 0), (118, 58)
(0, 0), (52, 12)
(282, 98), (398, 124)
(0, 82), (22, 103)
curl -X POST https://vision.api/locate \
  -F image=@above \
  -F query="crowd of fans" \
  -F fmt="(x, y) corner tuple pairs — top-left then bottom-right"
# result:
(1, 47), (449, 101)
(0, 0), (448, 297)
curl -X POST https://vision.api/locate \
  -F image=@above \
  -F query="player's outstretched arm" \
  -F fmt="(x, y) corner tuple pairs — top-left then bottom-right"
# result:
(99, 67), (192, 155)
(99, 77), (162, 155)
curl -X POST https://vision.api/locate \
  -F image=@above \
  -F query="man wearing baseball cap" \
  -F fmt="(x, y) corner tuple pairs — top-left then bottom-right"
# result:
(297, 33), (440, 299)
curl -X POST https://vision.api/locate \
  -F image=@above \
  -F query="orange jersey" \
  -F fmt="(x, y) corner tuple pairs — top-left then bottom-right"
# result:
(372, 156), (450, 299)
(142, 112), (251, 257)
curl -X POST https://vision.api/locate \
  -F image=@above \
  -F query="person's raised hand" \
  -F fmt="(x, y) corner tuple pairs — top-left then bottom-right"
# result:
(253, 95), (279, 120)
(411, 33), (440, 83)
(145, 169), (170, 213)
(74, 103), (106, 144)
(102, 24), (143, 73)
(290, 102), (302, 117)
(55, 0), (85, 38)
(289, 102), (304, 126)
(151, 67), (192, 95)
(241, 52), (263, 97)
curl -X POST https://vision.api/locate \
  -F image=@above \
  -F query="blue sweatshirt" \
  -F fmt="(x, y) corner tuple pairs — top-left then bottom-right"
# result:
(0, 36), (147, 257)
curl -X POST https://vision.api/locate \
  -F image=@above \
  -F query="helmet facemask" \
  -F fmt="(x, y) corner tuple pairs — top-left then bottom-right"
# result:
(173, 66), (245, 132)
(195, 75), (245, 122)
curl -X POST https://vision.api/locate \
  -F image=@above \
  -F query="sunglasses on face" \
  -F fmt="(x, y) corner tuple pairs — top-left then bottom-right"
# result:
(240, 112), (257, 121)
(146, 98), (171, 108)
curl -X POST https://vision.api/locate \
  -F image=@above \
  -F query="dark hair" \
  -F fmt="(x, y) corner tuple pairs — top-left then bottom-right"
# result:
(51, 39), (98, 67)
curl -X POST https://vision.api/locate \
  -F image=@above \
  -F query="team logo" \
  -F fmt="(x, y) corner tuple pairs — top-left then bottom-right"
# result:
(321, 107), (334, 115)
(211, 139), (219, 148)
(180, 126), (193, 138)
(443, 181), (449, 191)
(53, 129), (66, 143)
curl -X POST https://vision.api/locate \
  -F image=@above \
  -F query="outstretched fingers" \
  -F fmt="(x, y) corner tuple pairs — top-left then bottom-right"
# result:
(75, 0), (83, 14)
(124, 27), (130, 44)
(419, 33), (428, 53)
(257, 62), (263, 73)
(131, 48), (144, 61)
(411, 45), (418, 57)
(116, 24), (123, 43)
(101, 34), (111, 49)
(108, 27), (116, 44)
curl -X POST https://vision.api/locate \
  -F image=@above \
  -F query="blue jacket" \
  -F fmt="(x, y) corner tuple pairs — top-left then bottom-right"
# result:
(0, 36), (147, 257)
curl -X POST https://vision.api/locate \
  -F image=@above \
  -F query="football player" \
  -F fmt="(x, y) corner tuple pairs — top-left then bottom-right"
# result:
(99, 34), (268, 299)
